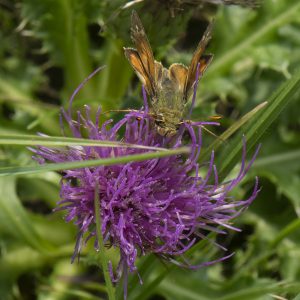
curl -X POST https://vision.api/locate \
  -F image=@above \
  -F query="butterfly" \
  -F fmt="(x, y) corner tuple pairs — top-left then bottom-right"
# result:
(124, 10), (213, 137)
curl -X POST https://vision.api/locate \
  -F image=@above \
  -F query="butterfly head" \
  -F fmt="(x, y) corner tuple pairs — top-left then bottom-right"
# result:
(154, 114), (178, 137)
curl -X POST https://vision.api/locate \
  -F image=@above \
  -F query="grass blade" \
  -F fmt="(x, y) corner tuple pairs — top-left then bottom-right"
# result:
(0, 134), (168, 151)
(0, 147), (190, 177)
(201, 101), (268, 161)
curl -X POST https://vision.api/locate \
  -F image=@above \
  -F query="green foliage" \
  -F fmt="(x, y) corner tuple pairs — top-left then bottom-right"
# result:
(0, 0), (300, 299)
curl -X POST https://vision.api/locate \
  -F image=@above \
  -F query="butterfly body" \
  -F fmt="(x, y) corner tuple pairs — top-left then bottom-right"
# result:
(124, 11), (213, 137)
(148, 63), (186, 135)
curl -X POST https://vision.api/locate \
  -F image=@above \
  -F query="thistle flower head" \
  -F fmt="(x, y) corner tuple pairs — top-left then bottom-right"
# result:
(32, 82), (259, 291)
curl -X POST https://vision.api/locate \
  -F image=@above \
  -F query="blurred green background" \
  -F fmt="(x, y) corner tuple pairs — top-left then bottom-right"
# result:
(0, 0), (300, 299)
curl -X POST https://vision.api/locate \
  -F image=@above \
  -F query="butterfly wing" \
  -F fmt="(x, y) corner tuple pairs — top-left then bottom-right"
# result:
(169, 63), (189, 95)
(130, 11), (156, 77)
(124, 48), (155, 96)
(124, 10), (157, 97)
(184, 23), (213, 101)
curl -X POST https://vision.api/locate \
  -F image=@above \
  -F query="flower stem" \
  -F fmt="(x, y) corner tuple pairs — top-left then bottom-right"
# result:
(94, 184), (116, 300)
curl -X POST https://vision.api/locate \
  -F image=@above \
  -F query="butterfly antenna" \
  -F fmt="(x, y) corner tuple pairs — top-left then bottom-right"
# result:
(201, 125), (227, 144)
(102, 109), (137, 115)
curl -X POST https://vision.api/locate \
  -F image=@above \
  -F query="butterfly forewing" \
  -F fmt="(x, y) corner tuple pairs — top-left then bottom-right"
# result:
(184, 23), (213, 101)
(130, 11), (156, 87)
(124, 48), (155, 95)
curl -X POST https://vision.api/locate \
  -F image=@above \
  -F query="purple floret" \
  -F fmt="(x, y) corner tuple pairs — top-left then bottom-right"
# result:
(32, 98), (259, 287)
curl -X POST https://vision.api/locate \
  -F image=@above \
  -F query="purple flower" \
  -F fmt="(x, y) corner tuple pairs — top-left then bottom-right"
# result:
(32, 95), (259, 288)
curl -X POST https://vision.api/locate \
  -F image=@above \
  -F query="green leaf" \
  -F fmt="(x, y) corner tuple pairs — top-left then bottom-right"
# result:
(130, 233), (219, 300)
(270, 218), (300, 249)
(217, 281), (300, 300)
(0, 246), (48, 298)
(201, 101), (268, 161)
(251, 44), (291, 77)
(97, 39), (133, 110)
(0, 80), (61, 135)
(21, 0), (97, 101)
(125, 254), (159, 300)
(253, 149), (300, 170)
(40, 259), (101, 300)
(214, 68), (300, 181)
(207, 0), (300, 77)
(158, 275), (300, 300)
(252, 149), (300, 212)
(274, 173), (300, 213)
(0, 134), (170, 151)
(0, 147), (189, 177)
(0, 177), (54, 253)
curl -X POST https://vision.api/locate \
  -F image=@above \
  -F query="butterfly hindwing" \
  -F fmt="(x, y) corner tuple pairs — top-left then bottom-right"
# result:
(169, 63), (188, 96)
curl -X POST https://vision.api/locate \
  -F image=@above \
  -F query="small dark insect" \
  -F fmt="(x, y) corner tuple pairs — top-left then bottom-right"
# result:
(124, 11), (213, 137)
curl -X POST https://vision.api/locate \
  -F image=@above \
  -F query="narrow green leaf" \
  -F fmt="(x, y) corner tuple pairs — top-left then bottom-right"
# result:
(127, 255), (159, 300)
(132, 269), (169, 300)
(0, 147), (190, 177)
(0, 134), (168, 151)
(201, 101), (268, 161)
(270, 218), (300, 249)
(215, 68), (300, 181)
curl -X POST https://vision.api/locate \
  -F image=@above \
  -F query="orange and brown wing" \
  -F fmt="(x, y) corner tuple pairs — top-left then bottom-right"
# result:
(130, 11), (156, 85)
(124, 48), (155, 96)
(184, 23), (214, 101)
(169, 63), (188, 94)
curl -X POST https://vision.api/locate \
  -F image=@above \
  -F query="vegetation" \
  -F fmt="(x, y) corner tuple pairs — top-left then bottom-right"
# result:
(0, 0), (300, 299)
